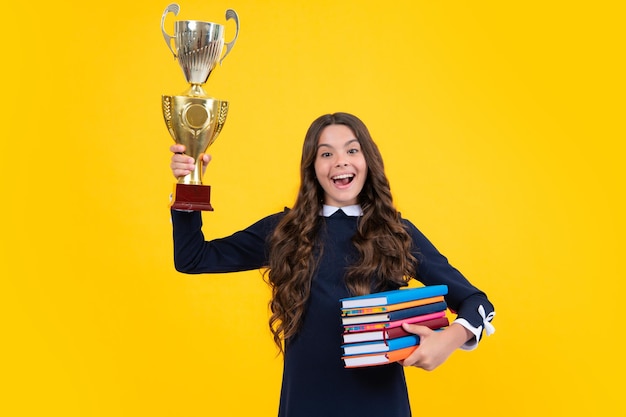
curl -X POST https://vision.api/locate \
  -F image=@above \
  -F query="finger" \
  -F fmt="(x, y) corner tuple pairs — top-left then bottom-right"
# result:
(401, 347), (437, 371)
(399, 346), (421, 367)
(172, 153), (195, 165)
(199, 153), (212, 165)
(202, 154), (211, 176)
(170, 153), (196, 179)
(170, 146), (195, 164)
(402, 323), (432, 337)
(170, 144), (186, 154)
(171, 158), (195, 170)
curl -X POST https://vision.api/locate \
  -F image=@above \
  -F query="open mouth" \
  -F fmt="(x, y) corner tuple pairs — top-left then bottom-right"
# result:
(332, 174), (355, 186)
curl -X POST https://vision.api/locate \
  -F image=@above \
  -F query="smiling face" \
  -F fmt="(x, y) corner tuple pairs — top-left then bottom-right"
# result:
(314, 124), (368, 207)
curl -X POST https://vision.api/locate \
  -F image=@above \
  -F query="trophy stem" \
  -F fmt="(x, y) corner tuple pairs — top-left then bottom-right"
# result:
(179, 162), (203, 185)
(184, 84), (208, 97)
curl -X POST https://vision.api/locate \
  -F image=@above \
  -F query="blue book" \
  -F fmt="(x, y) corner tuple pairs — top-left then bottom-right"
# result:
(341, 301), (447, 325)
(342, 334), (420, 356)
(340, 285), (448, 309)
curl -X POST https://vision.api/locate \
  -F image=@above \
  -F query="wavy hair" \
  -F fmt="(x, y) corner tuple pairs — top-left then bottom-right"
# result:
(265, 112), (417, 353)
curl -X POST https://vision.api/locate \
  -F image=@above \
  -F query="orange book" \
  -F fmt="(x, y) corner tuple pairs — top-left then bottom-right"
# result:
(342, 345), (417, 368)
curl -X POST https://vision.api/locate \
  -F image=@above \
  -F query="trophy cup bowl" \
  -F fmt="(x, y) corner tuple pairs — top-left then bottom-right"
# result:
(161, 3), (239, 211)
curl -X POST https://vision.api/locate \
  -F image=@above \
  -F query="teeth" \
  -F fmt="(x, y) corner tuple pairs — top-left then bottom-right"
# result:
(332, 174), (354, 180)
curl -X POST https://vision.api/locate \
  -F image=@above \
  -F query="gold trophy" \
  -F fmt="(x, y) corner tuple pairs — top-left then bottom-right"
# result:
(161, 3), (239, 211)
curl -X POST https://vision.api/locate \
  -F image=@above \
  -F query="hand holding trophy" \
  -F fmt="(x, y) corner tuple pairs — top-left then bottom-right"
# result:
(161, 3), (240, 211)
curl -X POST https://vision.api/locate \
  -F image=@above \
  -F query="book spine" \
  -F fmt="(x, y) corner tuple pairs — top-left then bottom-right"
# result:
(340, 284), (448, 308)
(342, 316), (450, 344)
(387, 301), (447, 321)
(343, 311), (446, 333)
(342, 345), (418, 368)
(341, 296), (445, 316)
(342, 335), (420, 356)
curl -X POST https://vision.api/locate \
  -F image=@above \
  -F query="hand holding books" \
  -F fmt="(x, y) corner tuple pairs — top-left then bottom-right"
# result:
(339, 285), (450, 368)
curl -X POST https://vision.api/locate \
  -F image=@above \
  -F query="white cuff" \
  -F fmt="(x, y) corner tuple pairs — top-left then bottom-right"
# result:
(453, 305), (496, 351)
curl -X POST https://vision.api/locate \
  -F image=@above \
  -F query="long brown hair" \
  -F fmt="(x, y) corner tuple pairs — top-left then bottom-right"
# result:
(265, 112), (417, 353)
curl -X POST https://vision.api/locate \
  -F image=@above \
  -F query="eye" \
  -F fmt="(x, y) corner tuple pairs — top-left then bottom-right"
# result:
(320, 151), (332, 158)
(347, 148), (360, 154)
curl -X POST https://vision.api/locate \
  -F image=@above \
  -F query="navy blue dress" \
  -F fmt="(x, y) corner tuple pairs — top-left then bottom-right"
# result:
(172, 208), (494, 417)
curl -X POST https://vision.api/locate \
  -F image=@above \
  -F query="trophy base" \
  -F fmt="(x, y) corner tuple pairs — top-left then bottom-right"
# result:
(170, 183), (214, 211)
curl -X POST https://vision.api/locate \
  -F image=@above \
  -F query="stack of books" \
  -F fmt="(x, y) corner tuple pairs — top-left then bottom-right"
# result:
(339, 285), (449, 368)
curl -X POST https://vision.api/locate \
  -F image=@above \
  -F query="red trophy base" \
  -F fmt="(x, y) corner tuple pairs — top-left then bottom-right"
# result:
(170, 183), (214, 211)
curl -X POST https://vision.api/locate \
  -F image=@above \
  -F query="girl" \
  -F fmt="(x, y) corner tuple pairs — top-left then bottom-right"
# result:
(169, 112), (495, 417)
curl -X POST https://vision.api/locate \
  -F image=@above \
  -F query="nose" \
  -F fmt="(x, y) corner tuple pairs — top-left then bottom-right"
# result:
(335, 155), (349, 167)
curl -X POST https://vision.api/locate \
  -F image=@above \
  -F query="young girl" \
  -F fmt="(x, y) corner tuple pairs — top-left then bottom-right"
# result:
(169, 112), (495, 417)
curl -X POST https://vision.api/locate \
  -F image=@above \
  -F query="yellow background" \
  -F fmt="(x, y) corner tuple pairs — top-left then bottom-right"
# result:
(2, 0), (624, 415)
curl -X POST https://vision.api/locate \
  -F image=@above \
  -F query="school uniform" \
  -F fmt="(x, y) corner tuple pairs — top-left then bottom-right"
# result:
(171, 205), (495, 417)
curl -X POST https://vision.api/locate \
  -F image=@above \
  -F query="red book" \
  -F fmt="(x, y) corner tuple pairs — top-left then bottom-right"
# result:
(343, 310), (446, 333)
(342, 316), (449, 344)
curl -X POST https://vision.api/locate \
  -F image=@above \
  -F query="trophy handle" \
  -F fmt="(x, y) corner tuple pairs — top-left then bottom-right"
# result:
(161, 3), (180, 58)
(220, 9), (240, 64)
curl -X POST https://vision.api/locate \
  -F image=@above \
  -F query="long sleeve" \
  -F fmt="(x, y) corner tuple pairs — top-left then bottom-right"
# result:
(171, 209), (284, 274)
(403, 219), (496, 349)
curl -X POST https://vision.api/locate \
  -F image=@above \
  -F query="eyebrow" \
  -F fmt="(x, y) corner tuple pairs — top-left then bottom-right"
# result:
(317, 138), (360, 149)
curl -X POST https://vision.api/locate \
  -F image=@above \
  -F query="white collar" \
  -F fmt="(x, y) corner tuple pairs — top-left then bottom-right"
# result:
(322, 204), (363, 217)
